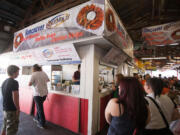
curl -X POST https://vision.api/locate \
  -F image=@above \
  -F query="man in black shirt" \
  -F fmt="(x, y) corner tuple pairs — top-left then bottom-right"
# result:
(1, 65), (20, 135)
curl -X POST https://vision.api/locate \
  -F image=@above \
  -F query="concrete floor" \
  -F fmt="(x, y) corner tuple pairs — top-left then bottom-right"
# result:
(17, 113), (79, 135)
(0, 112), (79, 135)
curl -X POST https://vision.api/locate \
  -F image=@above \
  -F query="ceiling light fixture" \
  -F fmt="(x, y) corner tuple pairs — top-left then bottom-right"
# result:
(170, 43), (179, 46)
(166, 62), (174, 64)
(141, 57), (167, 60)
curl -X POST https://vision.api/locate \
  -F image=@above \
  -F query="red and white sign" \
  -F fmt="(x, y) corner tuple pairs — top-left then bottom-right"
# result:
(13, 0), (104, 52)
(142, 21), (180, 46)
(104, 0), (134, 58)
(9, 43), (81, 66)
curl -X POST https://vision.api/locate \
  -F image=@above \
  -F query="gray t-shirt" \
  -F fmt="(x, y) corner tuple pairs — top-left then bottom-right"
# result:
(30, 71), (49, 97)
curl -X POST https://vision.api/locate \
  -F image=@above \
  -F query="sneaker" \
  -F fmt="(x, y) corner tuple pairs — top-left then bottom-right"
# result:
(33, 118), (38, 124)
(37, 123), (45, 129)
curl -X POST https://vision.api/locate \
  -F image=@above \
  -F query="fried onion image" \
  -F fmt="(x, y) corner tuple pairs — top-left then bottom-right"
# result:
(106, 9), (116, 32)
(77, 4), (104, 30)
(14, 33), (24, 49)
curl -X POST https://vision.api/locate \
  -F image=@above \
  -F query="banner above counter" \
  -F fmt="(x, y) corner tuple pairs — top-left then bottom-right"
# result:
(7, 43), (81, 66)
(13, 0), (104, 52)
(13, 0), (134, 59)
(104, 0), (134, 58)
(142, 21), (180, 46)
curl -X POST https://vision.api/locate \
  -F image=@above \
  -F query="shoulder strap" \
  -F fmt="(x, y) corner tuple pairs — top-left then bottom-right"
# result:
(147, 96), (169, 128)
(169, 97), (177, 108)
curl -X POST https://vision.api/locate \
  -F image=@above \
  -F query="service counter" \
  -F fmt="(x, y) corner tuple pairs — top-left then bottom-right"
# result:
(19, 86), (88, 135)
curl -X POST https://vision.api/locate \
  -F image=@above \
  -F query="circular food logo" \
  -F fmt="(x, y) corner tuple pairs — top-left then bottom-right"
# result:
(42, 49), (54, 58)
(14, 33), (24, 49)
(76, 4), (104, 30)
(106, 9), (116, 32)
(171, 29), (180, 40)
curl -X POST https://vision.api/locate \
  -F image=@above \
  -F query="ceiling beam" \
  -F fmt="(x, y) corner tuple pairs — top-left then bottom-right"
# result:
(19, 0), (39, 28)
(0, 0), (25, 14)
(27, 0), (88, 23)
(47, 0), (55, 7)
(0, 9), (22, 22)
(40, 0), (47, 9)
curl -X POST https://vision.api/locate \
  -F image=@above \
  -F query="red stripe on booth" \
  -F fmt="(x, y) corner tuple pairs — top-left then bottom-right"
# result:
(80, 99), (88, 135)
(43, 93), (80, 133)
(19, 87), (33, 115)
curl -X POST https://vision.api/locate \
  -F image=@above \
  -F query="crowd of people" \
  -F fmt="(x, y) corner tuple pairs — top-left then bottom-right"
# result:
(1, 64), (180, 135)
(107, 73), (180, 135)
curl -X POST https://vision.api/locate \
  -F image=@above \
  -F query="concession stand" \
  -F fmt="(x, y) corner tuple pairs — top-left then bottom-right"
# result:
(0, 0), (133, 135)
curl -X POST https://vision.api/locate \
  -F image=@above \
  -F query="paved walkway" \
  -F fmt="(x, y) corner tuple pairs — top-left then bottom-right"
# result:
(0, 112), (79, 135)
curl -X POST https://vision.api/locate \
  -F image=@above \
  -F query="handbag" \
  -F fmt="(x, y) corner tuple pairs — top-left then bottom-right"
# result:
(147, 96), (174, 135)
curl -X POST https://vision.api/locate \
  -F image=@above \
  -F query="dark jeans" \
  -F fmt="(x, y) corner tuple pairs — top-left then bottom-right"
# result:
(33, 96), (47, 126)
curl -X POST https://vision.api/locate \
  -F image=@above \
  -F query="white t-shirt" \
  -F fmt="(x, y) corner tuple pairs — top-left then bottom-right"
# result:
(145, 93), (175, 129)
(30, 71), (49, 97)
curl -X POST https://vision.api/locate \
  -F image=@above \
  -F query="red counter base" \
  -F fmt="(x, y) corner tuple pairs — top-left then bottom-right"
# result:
(19, 87), (33, 115)
(44, 93), (80, 133)
(19, 88), (88, 135)
(80, 99), (88, 135)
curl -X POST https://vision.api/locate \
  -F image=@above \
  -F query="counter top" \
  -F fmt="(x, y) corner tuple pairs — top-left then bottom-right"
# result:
(48, 90), (81, 98)
(99, 88), (113, 97)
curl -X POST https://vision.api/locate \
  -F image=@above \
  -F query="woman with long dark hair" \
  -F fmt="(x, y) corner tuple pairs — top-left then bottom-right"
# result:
(144, 78), (180, 135)
(105, 77), (150, 135)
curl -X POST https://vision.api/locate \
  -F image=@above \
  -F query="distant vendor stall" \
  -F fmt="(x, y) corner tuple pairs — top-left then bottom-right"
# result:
(0, 0), (134, 135)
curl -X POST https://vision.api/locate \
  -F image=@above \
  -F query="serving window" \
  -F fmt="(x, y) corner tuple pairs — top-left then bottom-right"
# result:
(43, 64), (80, 95)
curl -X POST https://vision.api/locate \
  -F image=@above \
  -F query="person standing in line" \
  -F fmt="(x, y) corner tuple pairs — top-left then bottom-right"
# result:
(28, 64), (49, 129)
(72, 64), (80, 85)
(144, 78), (180, 135)
(112, 73), (124, 98)
(105, 77), (150, 135)
(1, 65), (20, 135)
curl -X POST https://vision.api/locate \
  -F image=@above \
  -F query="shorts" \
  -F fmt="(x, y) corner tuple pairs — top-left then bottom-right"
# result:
(1, 111), (19, 135)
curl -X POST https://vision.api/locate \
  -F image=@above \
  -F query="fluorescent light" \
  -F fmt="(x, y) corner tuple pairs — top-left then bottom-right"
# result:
(141, 57), (167, 60)
(167, 62), (174, 64)
(156, 44), (165, 46)
(170, 43), (179, 45)
(173, 57), (180, 59)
